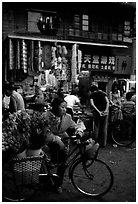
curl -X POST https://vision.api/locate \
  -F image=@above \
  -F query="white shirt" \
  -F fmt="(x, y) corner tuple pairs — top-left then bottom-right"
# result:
(64, 95), (80, 110)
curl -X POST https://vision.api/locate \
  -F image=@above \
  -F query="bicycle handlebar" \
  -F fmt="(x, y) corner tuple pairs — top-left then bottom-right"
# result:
(64, 134), (90, 146)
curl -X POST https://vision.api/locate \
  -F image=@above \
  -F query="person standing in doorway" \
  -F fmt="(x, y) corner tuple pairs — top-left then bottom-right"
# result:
(90, 85), (109, 147)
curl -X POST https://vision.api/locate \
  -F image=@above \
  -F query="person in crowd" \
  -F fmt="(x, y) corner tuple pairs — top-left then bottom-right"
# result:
(89, 85), (109, 147)
(42, 97), (84, 193)
(121, 91), (136, 135)
(57, 88), (65, 99)
(131, 93), (136, 104)
(4, 81), (25, 114)
(34, 86), (45, 103)
(109, 82), (121, 107)
(130, 87), (136, 104)
(109, 83), (122, 122)
(64, 89), (82, 118)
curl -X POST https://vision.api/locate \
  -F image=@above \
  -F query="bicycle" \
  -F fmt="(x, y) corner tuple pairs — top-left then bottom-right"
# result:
(3, 132), (114, 201)
(109, 105), (136, 147)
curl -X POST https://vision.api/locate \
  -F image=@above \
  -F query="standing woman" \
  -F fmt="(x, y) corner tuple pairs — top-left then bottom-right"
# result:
(109, 83), (122, 123)
(109, 82), (121, 108)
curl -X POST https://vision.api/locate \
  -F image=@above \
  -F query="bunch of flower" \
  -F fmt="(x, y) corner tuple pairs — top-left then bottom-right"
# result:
(41, 111), (61, 133)
(26, 109), (47, 149)
(2, 109), (62, 153)
(2, 110), (31, 153)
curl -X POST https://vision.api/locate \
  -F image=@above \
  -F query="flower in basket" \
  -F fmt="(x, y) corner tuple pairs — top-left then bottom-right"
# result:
(26, 109), (48, 150)
(2, 109), (61, 154)
(26, 110), (61, 149)
(2, 110), (31, 153)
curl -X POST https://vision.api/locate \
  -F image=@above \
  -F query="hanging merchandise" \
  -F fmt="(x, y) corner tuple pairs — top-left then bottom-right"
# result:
(61, 57), (67, 80)
(21, 40), (28, 73)
(42, 44), (52, 69)
(15, 40), (21, 80)
(51, 46), (57, 68)
(38, 41), (42, 71)
(30, 41), (34, 72)
(16, 40), (20, 70)
(66, 60), (71, 82)
(61, 46), (68, 57)
(34, 41), (39, 72)
(9, 38), (14, 70)
(57, 56), (62, 70)
(71, 44), (77, 83)
(40, 71), (46, 86)
(51, 44), (69, 83)
(57, 45), (62, 57)
(78, 49), (82, 74)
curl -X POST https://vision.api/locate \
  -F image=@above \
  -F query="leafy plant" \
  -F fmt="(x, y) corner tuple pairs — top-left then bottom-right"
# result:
(2, 110), (31, 153)
(2, 109), (63, 153)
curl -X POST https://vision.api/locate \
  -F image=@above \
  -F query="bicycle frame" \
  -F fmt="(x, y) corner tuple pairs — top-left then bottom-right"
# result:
(64, 141), (82, 168)
(43, 137), (87, 175)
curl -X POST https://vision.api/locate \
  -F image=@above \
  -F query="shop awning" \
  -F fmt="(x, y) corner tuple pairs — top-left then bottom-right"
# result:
(8, 35), (128, 48)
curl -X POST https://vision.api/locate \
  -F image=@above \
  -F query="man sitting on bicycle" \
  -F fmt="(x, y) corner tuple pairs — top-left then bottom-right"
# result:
(42, 97), (85, 193)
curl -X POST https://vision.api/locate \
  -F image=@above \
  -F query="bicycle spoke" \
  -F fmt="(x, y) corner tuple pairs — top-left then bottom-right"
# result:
(112, 120), (135, 146)
(70, 158), (113, 197)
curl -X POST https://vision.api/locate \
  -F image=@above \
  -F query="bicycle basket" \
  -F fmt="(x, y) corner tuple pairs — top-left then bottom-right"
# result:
(84, 141), (99, 159)
(12, 155), (43, 186)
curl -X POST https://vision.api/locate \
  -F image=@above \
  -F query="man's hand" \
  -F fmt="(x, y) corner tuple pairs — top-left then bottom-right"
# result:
(99, 111), (108, 116)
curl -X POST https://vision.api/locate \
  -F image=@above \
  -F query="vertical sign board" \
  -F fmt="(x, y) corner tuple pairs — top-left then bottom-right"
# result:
(114, 56), (132, 75)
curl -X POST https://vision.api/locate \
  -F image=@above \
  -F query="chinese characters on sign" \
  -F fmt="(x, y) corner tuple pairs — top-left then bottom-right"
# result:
(92, 55), (100, 69)
(81, 54), (115, 71)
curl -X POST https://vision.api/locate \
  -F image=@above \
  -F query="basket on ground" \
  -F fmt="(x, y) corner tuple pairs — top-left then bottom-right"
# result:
(12, 155), (44, 186)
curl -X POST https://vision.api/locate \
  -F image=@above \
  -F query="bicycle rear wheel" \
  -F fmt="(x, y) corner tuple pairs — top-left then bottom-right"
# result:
(70, 158), (113, 197)
(111, 119), (135, 147)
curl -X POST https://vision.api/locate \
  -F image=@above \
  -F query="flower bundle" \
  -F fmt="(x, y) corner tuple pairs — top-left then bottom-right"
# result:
(26, 110), (48, 149)
(2, 109), (62, 153)
(2, 110), (31, 153)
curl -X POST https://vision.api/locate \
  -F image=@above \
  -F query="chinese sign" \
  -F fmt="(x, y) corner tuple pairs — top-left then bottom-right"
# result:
(81, 54), (115, 71)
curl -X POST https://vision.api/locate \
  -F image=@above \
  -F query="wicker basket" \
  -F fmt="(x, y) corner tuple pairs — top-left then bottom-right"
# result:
(12, 155), (43, 186)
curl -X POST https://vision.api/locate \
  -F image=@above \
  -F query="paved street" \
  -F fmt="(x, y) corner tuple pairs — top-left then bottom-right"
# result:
(26, 142), (136, 202)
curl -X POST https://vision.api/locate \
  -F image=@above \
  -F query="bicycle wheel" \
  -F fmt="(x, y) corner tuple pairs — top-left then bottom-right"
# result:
(111, 119), (136, 147)
(70, 158), (113, 197)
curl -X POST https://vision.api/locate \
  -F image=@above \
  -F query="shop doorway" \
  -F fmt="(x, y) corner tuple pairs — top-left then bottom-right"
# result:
(98, 82), (107, 92)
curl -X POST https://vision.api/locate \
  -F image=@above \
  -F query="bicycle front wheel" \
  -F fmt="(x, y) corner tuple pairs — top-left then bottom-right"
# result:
(111, 119), (136, 147)
(70, 158), (113, 197)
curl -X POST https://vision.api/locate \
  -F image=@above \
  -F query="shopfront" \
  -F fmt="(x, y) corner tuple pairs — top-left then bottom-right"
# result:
(5, 35), (130, 100)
